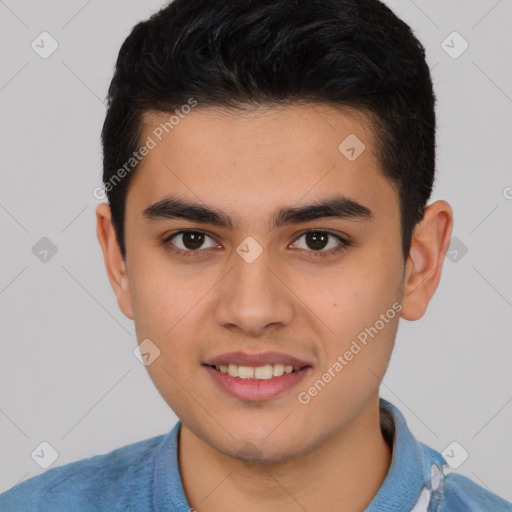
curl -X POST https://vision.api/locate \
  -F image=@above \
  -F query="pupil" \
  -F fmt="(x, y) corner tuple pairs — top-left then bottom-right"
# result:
(184, 232), (204, 250)
(307, 232), (328, 250)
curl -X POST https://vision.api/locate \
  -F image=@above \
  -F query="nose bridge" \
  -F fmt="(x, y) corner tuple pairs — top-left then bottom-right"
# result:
(213, 241), (294, 334)
(233, 247), (274, 300)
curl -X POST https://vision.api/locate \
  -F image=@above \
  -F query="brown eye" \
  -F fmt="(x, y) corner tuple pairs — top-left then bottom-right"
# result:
(181, 231), (205, 250)
(166, 230), (218, 252)
(304, 231), (329, 250)
(289, 230), (351, 259)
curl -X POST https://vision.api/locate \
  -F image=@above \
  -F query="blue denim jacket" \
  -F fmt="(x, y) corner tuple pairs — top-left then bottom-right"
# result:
(1, 399), (510, 511)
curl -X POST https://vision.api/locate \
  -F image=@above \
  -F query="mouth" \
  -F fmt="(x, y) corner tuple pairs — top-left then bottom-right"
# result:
(202, 352), (312, 401)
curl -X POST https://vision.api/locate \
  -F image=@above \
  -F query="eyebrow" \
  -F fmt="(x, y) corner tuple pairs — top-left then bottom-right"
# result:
(142, 194), (374, 230)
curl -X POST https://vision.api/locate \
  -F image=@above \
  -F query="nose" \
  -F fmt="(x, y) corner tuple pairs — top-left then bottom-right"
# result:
(213, 245), (294, 338)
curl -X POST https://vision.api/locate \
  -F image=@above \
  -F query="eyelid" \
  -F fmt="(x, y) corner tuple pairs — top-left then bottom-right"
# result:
(289, 230), (351, 259)
(164, 229), (220, 249)
(290, 229), (348, 247)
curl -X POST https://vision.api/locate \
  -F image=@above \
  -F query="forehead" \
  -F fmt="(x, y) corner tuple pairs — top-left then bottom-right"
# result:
(127, 103), (399, 227)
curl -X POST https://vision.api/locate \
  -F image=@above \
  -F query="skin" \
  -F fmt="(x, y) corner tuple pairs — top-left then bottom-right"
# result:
(96, 103), (453, 511)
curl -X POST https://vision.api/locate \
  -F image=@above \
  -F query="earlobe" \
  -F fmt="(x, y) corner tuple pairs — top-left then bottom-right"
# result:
(400, 200), (453, 321)
(95, 203), (135, 320)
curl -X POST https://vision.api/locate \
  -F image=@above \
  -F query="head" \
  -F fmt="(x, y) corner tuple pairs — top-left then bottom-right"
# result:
(97, 0), (452, 462)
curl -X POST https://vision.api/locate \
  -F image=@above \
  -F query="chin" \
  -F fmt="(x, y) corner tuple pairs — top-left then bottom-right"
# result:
(225, 440), (304, 465)
(213, 425), (311, 465)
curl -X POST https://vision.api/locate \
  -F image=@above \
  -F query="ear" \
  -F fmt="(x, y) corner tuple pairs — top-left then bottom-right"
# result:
(400, 200), (453, 321)
(96, 203), (134, 320)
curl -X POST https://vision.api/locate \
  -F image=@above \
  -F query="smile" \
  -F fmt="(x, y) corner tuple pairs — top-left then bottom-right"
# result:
(204, 363), (311, 401)
(213, 363), (298, 380)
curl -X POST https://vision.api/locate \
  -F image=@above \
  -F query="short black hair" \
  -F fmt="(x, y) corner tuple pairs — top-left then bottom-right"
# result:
(101, 0), (436, 261)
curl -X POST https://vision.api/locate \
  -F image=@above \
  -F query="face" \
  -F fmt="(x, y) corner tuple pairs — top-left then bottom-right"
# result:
(118, 104), (406, 462)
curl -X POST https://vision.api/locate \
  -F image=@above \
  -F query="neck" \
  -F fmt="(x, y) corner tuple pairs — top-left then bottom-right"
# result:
(178, 395), (392, 512)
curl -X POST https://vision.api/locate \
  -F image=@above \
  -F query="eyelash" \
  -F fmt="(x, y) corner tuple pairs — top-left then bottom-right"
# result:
(162, 229), (351, 260)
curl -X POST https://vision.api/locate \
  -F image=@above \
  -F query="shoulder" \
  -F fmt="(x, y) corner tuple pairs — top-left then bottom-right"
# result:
(380, 400), (511, 512)
(417, 441), (511, 512)
(440, 471), (512, 512)
(0, 433), (169, 512)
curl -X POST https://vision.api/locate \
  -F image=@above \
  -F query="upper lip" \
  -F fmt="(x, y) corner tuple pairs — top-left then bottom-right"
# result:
(203, 351), (312, 369)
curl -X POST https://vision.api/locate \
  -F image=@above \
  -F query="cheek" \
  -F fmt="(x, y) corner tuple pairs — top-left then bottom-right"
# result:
(128, 253), (201, 339)
(296, 261), (401, 382)
(127, 256), (213, 383)
(303, 265), (398, 335)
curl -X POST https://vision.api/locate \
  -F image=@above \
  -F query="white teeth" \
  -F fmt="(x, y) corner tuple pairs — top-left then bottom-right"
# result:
(254, 365), (273, 380)
(238, 366), (255, 379)
(273, 364), (284, 377)
(214, 363), (301, 379)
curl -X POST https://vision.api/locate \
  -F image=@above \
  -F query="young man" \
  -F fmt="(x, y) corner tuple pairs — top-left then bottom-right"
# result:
(1, 0), (510, 510)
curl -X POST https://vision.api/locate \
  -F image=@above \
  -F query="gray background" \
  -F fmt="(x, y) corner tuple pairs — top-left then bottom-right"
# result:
(1, 0), (511, 502)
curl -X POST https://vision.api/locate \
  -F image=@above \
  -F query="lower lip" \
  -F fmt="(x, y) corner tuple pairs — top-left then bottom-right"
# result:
(204, 365), (311, 401)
